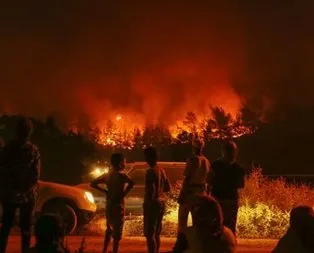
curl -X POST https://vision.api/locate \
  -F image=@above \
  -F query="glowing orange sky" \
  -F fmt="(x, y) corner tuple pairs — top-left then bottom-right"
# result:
(1, 2), (314, 130)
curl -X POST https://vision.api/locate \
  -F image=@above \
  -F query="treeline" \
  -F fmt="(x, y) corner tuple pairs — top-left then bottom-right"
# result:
(1, 104), (314, 185)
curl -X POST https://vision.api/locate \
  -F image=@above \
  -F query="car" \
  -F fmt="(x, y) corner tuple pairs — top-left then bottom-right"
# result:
(76, 162), (186, 215)
(0, 180), (97, 235)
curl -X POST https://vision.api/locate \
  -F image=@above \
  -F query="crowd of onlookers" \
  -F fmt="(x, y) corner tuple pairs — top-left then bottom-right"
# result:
(0, 117), (313, 253)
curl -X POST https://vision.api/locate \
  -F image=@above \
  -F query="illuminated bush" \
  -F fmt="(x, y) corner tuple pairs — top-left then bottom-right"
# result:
(86, 169), (314, 239)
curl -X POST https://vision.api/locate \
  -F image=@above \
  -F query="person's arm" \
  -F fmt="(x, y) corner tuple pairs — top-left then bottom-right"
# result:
(172, 233), (188, 253)
(144, 170), (155, 204)
(90, 174), (108, 194)
(163, 169), (171, 193)
(123, 174), (134, 197)
(206, 164), (214, 194)
(32, 148), (41, 186)
(183, 158), (192, 180)
(237, 167), (245, 189)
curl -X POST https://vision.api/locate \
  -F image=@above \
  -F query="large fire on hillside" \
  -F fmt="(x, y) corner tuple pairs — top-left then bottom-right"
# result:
(91, 110), (254, 149)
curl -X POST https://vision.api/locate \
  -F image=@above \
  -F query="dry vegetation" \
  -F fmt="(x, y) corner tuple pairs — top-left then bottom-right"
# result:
(86, 169), (314, 239)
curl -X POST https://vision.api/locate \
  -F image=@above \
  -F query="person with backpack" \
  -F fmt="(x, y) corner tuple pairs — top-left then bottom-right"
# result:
(0, 117), (41, 253)
(177, 138), (211, 232)
(143, 146), (171, 253)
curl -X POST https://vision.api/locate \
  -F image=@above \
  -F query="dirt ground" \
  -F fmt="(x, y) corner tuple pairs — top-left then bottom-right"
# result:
(6, 236), (277, 253)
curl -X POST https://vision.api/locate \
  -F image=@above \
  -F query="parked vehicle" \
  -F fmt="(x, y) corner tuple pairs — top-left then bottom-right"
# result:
(76, 162), (186, 215)
(0, 181), (97, 235)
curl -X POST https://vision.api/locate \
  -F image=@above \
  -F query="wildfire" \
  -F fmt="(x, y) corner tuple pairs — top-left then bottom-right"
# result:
(92, 109), (254, 148)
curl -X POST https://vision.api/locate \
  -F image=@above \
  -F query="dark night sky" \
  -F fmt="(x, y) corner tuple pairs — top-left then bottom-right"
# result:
(1, 1), (314, 128)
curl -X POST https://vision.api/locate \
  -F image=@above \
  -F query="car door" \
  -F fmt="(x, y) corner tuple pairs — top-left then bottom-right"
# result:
(125, 166), (147, 215)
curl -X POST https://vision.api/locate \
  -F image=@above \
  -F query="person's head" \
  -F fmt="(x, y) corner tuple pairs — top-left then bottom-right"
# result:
(289, 206), (314, 249)
(222, 140), (238, 164)
(290, 206), (314, 231)
(35, 214), (64, 246)
(192, 138), (204, 155)
(110, 153), (125, 171)
(144, 146), (158, 168)
(15, 117), (33, 143)
(191, 195), (223, 236)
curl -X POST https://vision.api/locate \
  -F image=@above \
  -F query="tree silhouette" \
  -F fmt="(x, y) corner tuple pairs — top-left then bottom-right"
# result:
(133, 128), (143, 148)
(210, 106), (233, 139)
(142, 123), (172, 146)
(183, 112), (198, 134)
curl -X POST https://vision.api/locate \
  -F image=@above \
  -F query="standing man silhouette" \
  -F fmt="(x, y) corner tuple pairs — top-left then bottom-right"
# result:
(0, 118), (41, 253)
(177, 137), (211, 232)
(210, 141), (245, 235)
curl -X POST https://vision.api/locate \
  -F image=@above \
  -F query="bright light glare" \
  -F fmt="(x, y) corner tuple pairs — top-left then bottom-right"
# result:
(85, 191), (95, 204)
(94, 168), (102, 176)
(90, 166), (110, 178)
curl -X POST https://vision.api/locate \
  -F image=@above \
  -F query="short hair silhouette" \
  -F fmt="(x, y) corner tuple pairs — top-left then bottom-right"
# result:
(110, 153), (125, 170)
(222, 140), (237, 154)
(35, 214), (64, 245)
(144, 146), (158, 167)
(290, 205), (314, 229)
(16, 117), (33, 141)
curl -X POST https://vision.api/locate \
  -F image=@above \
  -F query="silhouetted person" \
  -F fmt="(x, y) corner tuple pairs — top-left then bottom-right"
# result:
(91, 153), (134, 253)
(143, 146), (171, 253)
(272, 206), (314, 253)
(177, 138), (211, 232)
(172, 195), (236, 253)
(210, 141), (244, 235)
(28, 214), (69, 253)
(0, 117), (41, 253)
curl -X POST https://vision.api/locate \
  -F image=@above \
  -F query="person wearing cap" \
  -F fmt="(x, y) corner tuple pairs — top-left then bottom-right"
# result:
(0, 117), (41, 253)
(210, 140), (245, 235)
(177, 137), (211, 232)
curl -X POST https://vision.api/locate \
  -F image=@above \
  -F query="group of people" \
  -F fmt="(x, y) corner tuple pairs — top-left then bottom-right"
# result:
(0, 117), (313, 253)
(90, 137), (245, 253)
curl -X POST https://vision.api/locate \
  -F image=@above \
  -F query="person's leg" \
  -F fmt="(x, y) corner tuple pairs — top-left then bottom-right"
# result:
(112, 214), (124, 253)
(103, 221), (112, 253)
(219, 199), (237, 234)
(19, 201), (35, 253)
(178, 203), (189, 233)
(144, 206), (157, 253)
(112, 239), (120, 253)
(0, 202), (17, 253)
(155, 202), (165, 253)
(229, 200), (239, 235)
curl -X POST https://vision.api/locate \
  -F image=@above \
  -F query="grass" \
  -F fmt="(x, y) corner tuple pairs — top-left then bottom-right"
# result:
(85, 169), (314, 239)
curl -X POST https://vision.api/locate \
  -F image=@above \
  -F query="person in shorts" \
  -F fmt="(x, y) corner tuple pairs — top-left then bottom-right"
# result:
(143, 146), (171, 253)
(91, 153), (134, 253)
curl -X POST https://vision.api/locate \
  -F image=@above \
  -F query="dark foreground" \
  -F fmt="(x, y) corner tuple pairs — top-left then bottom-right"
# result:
(6, 236), (276, 253)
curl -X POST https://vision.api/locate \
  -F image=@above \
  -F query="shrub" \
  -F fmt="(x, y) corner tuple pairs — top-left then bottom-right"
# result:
(86, 169), (314, 239)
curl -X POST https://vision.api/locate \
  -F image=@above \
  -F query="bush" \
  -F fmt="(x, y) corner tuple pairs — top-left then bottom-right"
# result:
(86, 169), (314, 239)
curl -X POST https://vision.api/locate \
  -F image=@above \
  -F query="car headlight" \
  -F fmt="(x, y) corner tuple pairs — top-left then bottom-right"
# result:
(85, 191), (95, 204)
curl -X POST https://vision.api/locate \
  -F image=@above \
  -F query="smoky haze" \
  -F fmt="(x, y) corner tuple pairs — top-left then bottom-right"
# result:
(0, 2), (313, 128)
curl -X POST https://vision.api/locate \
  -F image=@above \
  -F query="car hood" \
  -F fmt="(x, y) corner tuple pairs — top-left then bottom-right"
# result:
(39, 180), (89, 195)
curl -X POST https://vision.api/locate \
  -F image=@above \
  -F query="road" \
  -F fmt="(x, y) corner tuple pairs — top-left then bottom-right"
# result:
(6, 236), (277, 253)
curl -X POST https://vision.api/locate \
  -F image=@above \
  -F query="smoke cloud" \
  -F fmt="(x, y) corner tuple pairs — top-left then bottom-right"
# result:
(0, 2), (313, 128)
